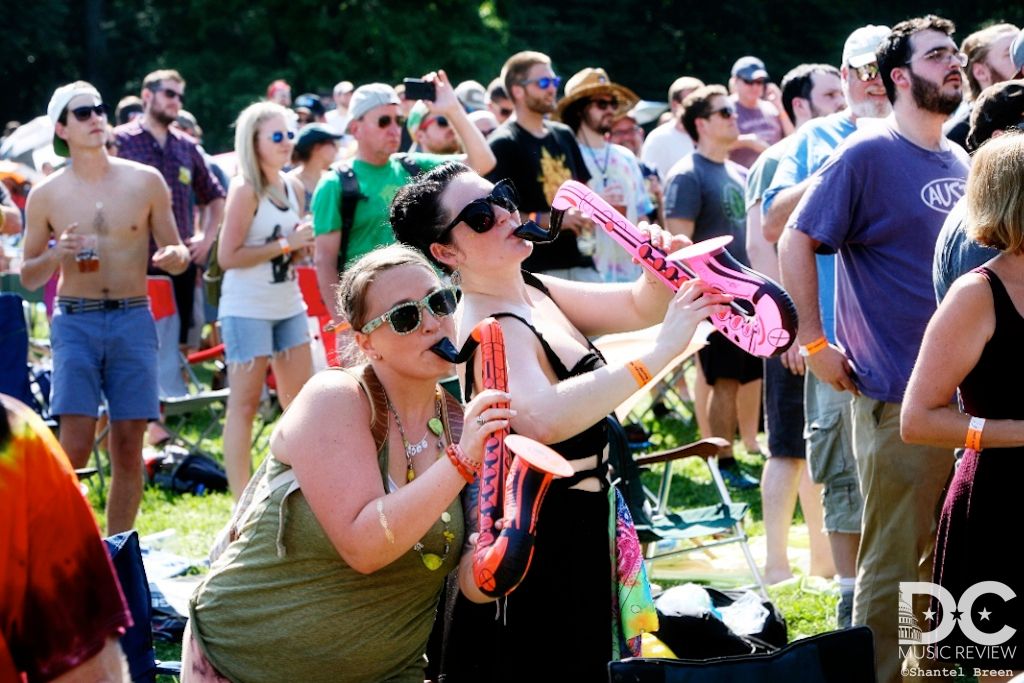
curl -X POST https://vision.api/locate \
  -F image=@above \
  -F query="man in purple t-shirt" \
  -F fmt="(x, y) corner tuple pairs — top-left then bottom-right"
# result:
(778, 16), (968, 683)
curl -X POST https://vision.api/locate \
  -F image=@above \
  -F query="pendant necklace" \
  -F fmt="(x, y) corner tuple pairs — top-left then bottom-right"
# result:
(388, 391), (444, 482)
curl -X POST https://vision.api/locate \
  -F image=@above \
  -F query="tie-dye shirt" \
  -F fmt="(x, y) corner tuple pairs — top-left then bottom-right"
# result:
(0, 395), (131, 682)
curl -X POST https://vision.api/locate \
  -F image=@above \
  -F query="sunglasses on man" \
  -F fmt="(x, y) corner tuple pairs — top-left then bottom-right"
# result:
(854, 63), (880, 82)
(421, 115), (450, 130)
(150, 87), (186, 104)
(519, 76), (562, 90)
(590, 98), (620, 111)
(740, 78), (767, 86)
(69, 103), (108, 122)
(704, 106), (737, 120)
(374, 114), (408, 129)
(441, 179), (520, 237)
(359, 286), (463, 335)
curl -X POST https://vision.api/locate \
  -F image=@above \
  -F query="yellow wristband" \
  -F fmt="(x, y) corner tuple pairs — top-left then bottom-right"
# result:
(965, 416), (985, 451)
(278, 237), (290, 255)
(798, 336), (829, 357)
(0, 208), (7, 233)
(626, 359), (653, 388)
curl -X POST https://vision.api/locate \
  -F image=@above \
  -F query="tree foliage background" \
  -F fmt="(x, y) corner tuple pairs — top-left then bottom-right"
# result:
(3, 0), (1023, 154)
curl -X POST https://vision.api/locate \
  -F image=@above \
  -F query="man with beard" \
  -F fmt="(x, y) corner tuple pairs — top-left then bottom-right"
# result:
(761, 26), (892, 629)
(743, 63), (845, 595)
(406, 100), (462, 154)
(778, 16), (968, 683)
(486, 51), (593, 279)
(555, 67), (652, 282)
(114, 69), (225, 346)
(944, 23), (1019, 150)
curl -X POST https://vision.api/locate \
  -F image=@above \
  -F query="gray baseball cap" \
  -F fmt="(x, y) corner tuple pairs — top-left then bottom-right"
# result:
(348, 83), (402, 127)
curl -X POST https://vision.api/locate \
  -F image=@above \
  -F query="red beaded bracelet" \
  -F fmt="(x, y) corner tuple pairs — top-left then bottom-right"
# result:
(445, 444), (478, 483)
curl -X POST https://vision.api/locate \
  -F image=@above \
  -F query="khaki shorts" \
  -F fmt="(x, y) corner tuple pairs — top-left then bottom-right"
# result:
(804, 373), (861, 534)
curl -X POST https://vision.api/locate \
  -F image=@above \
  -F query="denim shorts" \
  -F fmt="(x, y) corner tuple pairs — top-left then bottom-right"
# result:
(220, 312), (310, 366)
(50, 304), (160, 421)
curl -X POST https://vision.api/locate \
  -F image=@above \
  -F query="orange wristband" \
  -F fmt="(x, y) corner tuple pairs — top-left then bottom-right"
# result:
(965, 416), (985, 451)
(799, 336), (829, 357)
(626, 359), (653, 388)
(278, 237), (290, 255)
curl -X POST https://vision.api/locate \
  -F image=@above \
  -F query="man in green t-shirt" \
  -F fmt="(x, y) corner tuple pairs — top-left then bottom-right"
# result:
(311, 74), (495, 342)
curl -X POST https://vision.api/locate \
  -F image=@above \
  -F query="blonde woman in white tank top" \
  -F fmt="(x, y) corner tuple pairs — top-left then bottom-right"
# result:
(217, 102), (317, 499)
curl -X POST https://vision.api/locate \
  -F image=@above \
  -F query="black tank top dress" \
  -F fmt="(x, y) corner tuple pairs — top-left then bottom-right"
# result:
(441, 273), (614, 683)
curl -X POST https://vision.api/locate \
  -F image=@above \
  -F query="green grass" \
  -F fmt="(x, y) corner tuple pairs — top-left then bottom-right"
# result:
(83, 361), (976, 682)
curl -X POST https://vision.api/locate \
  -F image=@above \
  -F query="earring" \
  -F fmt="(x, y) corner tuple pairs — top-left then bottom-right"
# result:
(373, 354), (382, 361)
(450, 268), (462, 287)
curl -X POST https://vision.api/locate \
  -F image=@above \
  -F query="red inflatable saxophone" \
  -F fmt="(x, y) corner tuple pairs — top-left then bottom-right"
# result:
(462, 318), (574, 597)
(549, 180), (798, 358)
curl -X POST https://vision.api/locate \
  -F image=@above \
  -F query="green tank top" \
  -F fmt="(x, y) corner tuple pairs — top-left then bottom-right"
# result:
(189, 418), (465, 682)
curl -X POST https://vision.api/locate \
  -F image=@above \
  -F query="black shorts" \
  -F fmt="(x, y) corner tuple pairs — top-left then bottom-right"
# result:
(763, 356), (805, 458)
(698, 331), (763, 385)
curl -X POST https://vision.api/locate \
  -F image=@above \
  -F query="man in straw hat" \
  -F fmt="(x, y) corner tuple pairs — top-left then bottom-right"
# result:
(554, 68), (653, 282)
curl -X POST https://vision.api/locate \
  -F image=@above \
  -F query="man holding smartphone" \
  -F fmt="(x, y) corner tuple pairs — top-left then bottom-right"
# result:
(311, 74), (495, 360)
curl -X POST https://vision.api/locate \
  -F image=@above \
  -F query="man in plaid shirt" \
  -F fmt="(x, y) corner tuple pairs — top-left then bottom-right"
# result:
(114, 69), (225, 347)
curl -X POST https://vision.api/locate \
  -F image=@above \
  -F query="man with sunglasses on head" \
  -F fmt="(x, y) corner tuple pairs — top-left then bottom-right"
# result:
(311, 76), (494, 356)
(663, 84), (762, 490)
(728, 56), (794, 169)
(113, 69), (225, 342)
(555, 67), (653, 282)
(486, 50), (595, 281)
(778, 17), (968, 683)
(21, 82), (191, 535)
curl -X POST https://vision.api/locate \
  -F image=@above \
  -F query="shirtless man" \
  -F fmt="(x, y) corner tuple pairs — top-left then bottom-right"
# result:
(21, 82), (190, 534)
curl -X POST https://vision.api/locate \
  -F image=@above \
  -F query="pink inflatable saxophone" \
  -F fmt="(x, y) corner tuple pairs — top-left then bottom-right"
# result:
(550, 180), (798, 358)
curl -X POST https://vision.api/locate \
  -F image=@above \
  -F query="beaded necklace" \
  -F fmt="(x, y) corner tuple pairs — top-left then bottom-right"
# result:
(388, 390), (453, 570)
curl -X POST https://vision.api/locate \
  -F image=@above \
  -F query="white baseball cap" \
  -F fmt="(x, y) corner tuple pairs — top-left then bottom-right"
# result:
(843, 25), (891, 69)
(47, 82), (103, 157)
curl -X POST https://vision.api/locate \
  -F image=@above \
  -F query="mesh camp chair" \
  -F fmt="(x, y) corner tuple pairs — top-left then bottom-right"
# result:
(606, 416), (768, 598)
(608, 625), (876, 683)
(595, 323), (767, 597)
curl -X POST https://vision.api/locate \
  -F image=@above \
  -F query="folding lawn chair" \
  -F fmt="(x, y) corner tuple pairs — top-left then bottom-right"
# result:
(104, 531), (182, 683)
(608, 625), (876, 683)
(297, 264), (340, 368)
(0, 292), (38, 411)
(148, 276), (230, 458)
